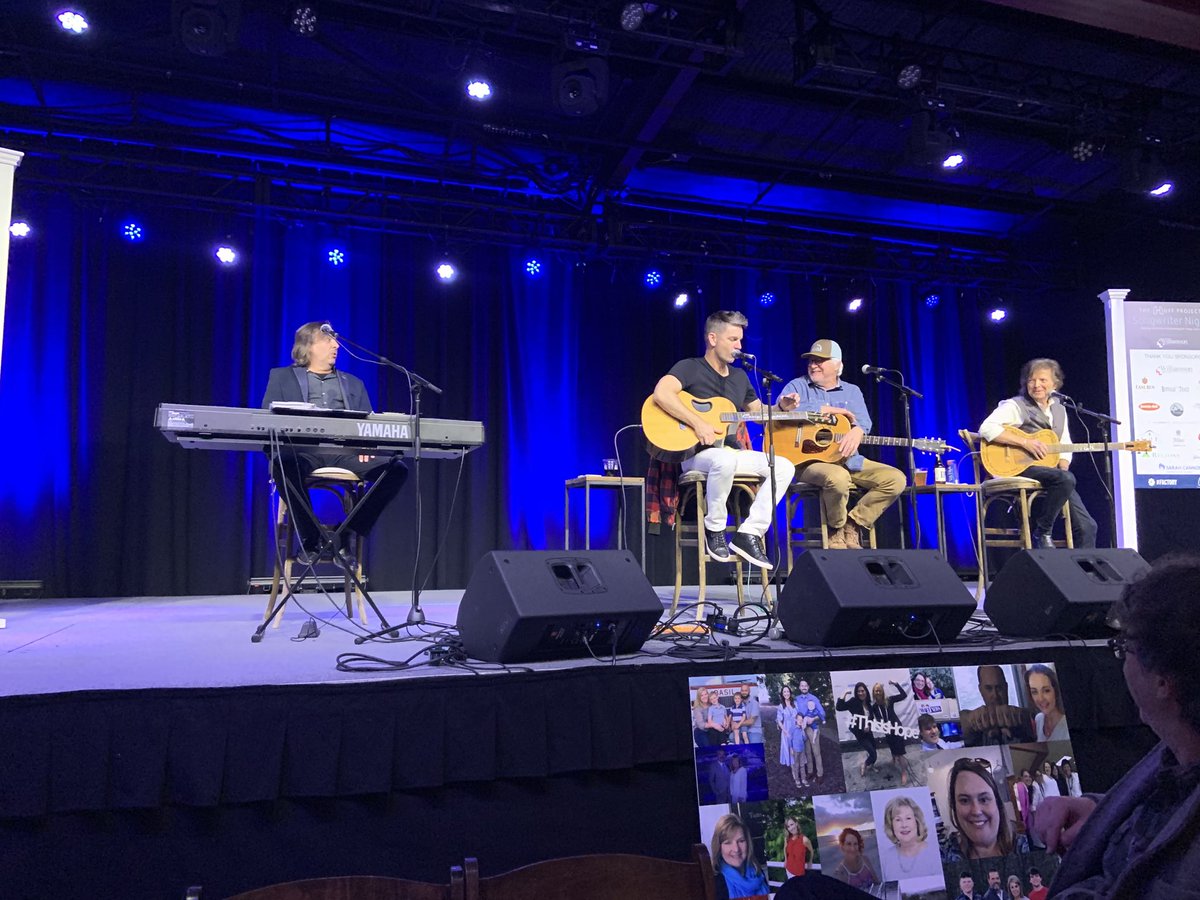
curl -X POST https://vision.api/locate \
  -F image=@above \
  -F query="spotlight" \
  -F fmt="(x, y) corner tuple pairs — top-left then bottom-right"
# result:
(1070, 137), (1097, 163)
(215, 245), (237, 264)
(466, 78), (493, 101)
(289, 3), (317, 35)
(988, 307), (1007, 322)
(122, 223), (143, 241)
(1123, 139), (1178, 197)
(896, 63), (922, 91)
(924, 292), (940, 308)
(941, 152), (966, 170)
(172, 0), (241, 57)
(524, 257), (542, 277)
(9, 221), (31, 238)
(672, 290), (690, 309)
(1148, 181), (1174, 197)
(759, 291), (776, 307)
(909, 111), (966, 170)
(56, 10), (89, 34)
(327, 248), (345, 266)
(847, 296), (864, 312)
(644, 268), (662, 288)
(436, 260), (457, 282)
(619, 2), (645, 31)
(552, 58), (609, 117)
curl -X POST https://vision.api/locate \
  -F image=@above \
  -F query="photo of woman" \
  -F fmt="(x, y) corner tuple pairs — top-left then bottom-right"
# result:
(835, 682), (877, 777)
(941, 756), (1030, 860)
(875, 792), (942, 881)
(871, 681), (911, 787)
(1024, 664), (1069, 742)
(1007, 873), (1031, 899)
(776, 684), (798, 771)
(828, 827), (879, 890)
(710, 812), (770, 899)
(783, 816), (813, 878)
(693, 686), (714, 747)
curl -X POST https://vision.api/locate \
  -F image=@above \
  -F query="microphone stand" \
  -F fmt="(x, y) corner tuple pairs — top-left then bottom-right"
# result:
(1056, 394), (1121, 549)
(870, 370), (923, 549)
(327, 329), (444, 637)
(738, 357), (785, 618)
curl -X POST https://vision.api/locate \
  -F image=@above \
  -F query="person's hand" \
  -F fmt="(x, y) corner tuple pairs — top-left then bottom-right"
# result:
(694, 421), (721, 446)
(1032, 796), (1097, 854)
(963, 704), (1030, 733)
(838, 426), (864, 459)
(778, 392), (800, 412)
(820, 405), (857, 424)
(1024, 438), (1050, 459)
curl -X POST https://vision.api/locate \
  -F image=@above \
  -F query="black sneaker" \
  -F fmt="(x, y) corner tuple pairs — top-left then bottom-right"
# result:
(704, 529), (732, 562)
(731, 532), (774, 570)
(1031, 530), (1054, 550)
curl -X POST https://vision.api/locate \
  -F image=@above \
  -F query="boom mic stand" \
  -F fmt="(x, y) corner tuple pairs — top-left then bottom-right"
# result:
(321, 328), (445, 638)
(737, 356), (786, 619)
(1055, 392), (1121, 548)
(868, 368), (922, 549)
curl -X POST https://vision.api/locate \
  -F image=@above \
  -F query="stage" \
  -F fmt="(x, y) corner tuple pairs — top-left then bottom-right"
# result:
(0, 582), (1153, 899)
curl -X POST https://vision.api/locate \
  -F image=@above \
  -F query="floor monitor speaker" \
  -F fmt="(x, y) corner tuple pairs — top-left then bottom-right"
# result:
(778, 550), (975, 647)
(455, 550), (663, 663)
(983, 548), (1149, 637)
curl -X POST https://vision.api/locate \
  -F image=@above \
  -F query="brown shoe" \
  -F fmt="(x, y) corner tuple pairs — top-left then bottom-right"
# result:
(841, 520), (863, 550)
(826, 527), (847, 550)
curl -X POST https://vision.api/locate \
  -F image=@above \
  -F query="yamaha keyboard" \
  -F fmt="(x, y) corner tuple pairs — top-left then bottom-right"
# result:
(155, 403), (484, 457)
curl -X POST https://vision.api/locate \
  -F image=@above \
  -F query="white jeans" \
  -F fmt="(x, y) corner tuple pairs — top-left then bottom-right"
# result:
(682, 447), (795, 536)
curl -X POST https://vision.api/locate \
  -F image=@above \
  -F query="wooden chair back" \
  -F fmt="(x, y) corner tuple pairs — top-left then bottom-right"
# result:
(462, 844), (715, 900)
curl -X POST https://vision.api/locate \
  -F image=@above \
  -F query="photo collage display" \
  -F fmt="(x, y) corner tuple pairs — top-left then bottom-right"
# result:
(691, 662), (1080, 899)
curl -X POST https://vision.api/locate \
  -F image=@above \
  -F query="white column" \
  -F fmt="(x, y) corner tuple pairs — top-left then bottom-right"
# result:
(0, 147), (26, 379)
(1100, 287), (1138, 550)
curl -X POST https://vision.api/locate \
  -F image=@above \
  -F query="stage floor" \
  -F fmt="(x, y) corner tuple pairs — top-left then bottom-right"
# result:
(0, 581), (994, 698)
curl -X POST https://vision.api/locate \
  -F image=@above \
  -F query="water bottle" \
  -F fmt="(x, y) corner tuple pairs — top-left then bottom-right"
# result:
(946, 458), (959, 484)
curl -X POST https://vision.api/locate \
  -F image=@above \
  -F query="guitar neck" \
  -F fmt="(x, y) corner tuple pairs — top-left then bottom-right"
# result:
(1049, 441), (1136, 454)
(861, 435), (919, 449)
(722, 411), (826, 424)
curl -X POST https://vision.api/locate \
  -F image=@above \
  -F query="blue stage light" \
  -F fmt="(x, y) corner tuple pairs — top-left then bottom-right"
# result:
(942, 152), (966, 170)
(644, 269), (662, 287)
(436, 260), (457, 282)
(466, 79), (493, 101)
(9, 221), (31, 238)
(215, 245), (237, 265)
(759, 291), (776, 306)
(988, 307), (1008, 322)
(328, 248), (345, 266)
(924, 292), (940, 308)
(1149, 181), (1174, 197)
(122, 223), (143, 241)
(673, 291), (690, 309)
(847, 296), (864, 312)
(524, 257), (542, 276)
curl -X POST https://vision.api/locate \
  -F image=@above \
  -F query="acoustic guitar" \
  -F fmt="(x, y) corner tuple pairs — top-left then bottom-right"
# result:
(763, 416), (951, 465)
(641, 391), (834, 462)
(980, 425), (1152, 478)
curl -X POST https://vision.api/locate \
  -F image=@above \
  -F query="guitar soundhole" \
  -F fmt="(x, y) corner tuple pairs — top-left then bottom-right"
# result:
(690, 400), (714, 413)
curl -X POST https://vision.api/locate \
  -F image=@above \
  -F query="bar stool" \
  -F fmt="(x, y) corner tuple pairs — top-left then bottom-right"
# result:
(264, 466), (368, 628)
(784, 482), (876, 575)
(671, 470), (772, 619)
(958, 429), (1073, 592)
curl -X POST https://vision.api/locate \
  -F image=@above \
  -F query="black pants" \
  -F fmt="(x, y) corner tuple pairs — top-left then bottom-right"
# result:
(270, 448), (408, 552)
(851, 730), (877, 767)
(1024, 466), (1098, 547)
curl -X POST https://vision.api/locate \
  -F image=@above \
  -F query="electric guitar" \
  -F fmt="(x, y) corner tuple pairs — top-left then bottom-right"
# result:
(980, 425), (1152, 477)
(641, 392), (835, 462)
(763, 416), (951, 465)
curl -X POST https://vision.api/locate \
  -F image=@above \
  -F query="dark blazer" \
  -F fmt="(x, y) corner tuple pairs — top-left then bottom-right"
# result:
(262, 366), (372, 412)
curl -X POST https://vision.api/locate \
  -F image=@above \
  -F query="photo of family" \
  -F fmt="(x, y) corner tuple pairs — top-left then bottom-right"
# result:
(762, 672), (846, 798)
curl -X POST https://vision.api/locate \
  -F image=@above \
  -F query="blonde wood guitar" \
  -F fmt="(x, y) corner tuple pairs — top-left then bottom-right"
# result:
(980, 425), (1152, 477)
(763, 416), (950, 465)
(641, 391), (834, 462)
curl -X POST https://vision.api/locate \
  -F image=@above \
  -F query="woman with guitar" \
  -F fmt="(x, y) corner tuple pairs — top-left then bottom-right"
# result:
(977, 358), (1098, 548)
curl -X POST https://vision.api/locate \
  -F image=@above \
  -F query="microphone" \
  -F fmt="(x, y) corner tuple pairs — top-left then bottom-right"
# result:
(733, 350), (756, 361)
(861, 364), (890, 376)
(320, 323), (339, 337)
(1050, 390), (1073, 402)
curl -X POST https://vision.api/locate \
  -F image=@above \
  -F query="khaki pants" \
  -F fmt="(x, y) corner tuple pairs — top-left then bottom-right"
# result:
(796, 458), (905, 530)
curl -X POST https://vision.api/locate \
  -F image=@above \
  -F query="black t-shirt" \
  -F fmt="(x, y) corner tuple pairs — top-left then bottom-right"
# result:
(667, 357), (757, 449)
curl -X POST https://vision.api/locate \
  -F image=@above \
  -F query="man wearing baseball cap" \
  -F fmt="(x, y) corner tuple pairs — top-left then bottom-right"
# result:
(780, 339), (905, 549)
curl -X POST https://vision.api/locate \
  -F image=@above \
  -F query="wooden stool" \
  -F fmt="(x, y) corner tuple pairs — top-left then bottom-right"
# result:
(265, 466), (368, 628)
(784, 482), (876, 575)
(671, 470), (772, 619)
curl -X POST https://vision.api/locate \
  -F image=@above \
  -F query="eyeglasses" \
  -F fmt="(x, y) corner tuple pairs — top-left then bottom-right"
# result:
(1108, 635), (1137, 661)
(950, 757), (993, 771)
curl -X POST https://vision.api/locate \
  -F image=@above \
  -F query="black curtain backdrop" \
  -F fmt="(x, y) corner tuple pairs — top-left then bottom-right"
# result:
(2, 193), (1197, 597)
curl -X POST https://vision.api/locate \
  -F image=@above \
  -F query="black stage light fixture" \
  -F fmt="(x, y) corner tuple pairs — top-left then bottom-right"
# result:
(289, 2), (318, 36)
(552, 57), (609, 116)
(172, 0), (241, 56)
(620, 2), (645, 32)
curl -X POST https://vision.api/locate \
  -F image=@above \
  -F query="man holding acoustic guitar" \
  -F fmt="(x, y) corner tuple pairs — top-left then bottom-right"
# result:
(977, 358), (1098, 549)
(780, 339), (907, 549)
(650, 310), (799, 569)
